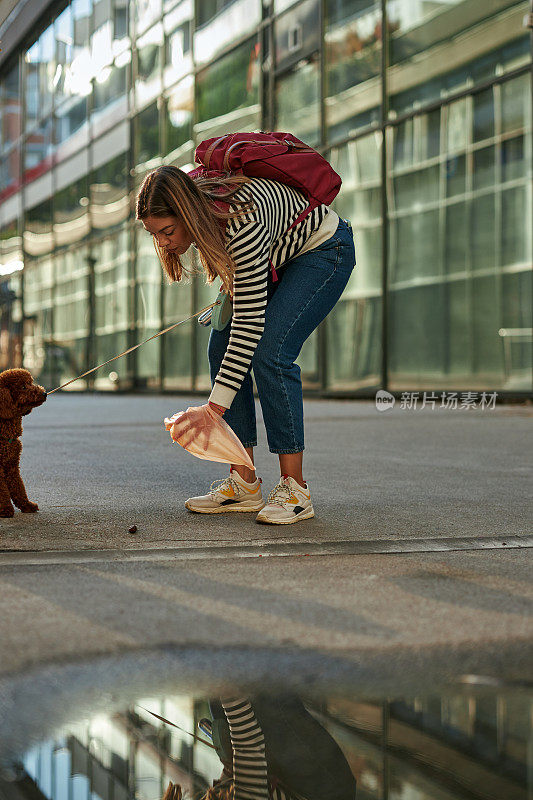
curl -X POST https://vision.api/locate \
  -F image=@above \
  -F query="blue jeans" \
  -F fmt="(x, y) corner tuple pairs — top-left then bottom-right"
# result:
(208, 217), (356, 454)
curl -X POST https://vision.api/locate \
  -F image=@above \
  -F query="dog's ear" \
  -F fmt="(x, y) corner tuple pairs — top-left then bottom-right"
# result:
(0, 387), (16, 418)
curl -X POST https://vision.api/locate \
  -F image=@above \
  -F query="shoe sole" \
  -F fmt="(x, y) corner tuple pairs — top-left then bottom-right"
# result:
(255, 507), (315, 524)
(185, 500), (266, 514)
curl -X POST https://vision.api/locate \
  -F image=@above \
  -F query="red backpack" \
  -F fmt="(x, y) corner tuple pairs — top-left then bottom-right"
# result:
(188, 132), (342, 281)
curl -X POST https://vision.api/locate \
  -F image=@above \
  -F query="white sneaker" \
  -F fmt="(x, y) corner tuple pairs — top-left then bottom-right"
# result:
(255, 474), (314, 525)
(185, 469), (265, 514)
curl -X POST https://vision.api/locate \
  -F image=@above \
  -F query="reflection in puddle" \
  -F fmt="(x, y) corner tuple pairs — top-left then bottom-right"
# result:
(4, 689), (531, 800)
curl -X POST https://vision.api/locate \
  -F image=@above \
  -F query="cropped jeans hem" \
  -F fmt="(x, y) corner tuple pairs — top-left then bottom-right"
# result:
(269, 446), (305, 455)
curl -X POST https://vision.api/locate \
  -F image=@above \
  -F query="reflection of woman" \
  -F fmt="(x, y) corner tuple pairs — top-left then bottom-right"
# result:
(163, 695), (357, 800)
(136, 166), (355, 525)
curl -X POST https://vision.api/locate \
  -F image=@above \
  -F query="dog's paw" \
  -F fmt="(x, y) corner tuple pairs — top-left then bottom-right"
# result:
(19, 501), (39, 513)
(0, 506), (15, 517)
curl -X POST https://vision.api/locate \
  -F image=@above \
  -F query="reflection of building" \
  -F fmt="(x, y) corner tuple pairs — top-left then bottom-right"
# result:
(9, 692), (532, 800)
(0, 0), (531, 396)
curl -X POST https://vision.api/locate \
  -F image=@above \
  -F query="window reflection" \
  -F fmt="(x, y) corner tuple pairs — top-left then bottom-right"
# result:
(54, 174), (90, 248)
(0, 62), (22, 152)
(134, 0), (162, 36)
(324, 0), (381, 140)
(388, 2), (530, 116)
(23, 118), (53, 183)
(0, 148), (21, 201)
(274, 0), (319, 69)
(135, 23), (163, 108)
(18, 690), (532, 800)
(388, 71), (532, 390)
(134, 102), (160, 167)
(194, 0), (260, 66)
(163, 0), (193, 86)
(327, 138), (382, 389)
(90, 152), (129, 230)
(275, 56), (320, 147)
(195, 38), (261, 140)
(165, 76), (194, 156)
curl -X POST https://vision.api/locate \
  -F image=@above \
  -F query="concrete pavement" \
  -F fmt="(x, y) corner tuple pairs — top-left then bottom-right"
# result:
(0, 393), (531, 550)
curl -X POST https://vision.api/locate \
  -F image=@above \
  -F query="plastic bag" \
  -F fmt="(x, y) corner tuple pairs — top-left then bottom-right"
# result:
(164, 403), (254, 469)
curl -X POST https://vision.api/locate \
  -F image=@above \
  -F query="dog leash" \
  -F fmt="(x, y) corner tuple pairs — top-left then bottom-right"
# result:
(46, 300), (221, 395)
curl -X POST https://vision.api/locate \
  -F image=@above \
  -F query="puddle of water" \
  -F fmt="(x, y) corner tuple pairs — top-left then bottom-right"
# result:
(1, 681), (531, 800)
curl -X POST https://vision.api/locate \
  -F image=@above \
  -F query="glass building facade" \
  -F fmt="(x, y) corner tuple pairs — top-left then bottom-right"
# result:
(0, 0), (531, 397)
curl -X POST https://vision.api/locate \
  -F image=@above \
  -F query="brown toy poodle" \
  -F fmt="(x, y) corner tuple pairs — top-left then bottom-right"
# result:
(0, 368), (47, 517)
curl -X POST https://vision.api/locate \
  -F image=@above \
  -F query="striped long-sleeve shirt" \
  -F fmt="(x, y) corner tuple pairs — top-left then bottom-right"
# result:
(207, 177), (333, 409)
(220, 698), (294, 800)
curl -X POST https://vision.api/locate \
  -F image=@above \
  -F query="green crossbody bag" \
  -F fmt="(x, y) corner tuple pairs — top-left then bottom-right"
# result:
(197, 290), (232, 331)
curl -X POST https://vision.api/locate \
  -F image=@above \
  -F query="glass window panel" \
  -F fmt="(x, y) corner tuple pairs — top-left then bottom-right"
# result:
(388, 0), (518, 68)
(91, 17), (113, 76)
(67, 0), (93, 102)
(54, 175), (90, 248)
(502, 185), (527, 266)
(163, 3), (192, 84)
(91, 0), (130, 122)
(445, 201), (467, 273)
(195, 38), (261, 139)
(472, 274), (501, 375)
(53, 245), (91, 390)
(473, 145), (495, 190)
(393, 118), (414, 169)
(394, 164), (440, 209)
(24, 40), (41, 128)
(1, 62), (22, 150)
(446, 97), (468, 154)
(93, 228), (131, 387)
(275, 0), (320, 69)
(473, 87), (494, 142)
(420, 108), (441, 160)
(114, 0), (130, 48)
(326, 137), (382, 389)
(22, 257), (54, 384)
(24, 199), (53, 256)
(501, 73), (530, 135)
(275, 56), (320, 147)
(93, 61), (128, 116)
(446, 278), (470, 375)
(388, 284), (445, 381)
(501, 135), (525, 183)
(0, 149), (21, 201)
(134, 0), (162, 36)
(392, 209), (440, 283)
(39, 25), (56, 119)
(471, 192), (496, 271)
(55, 97), (89, 158)
(90, 152), (129, 231)
(324, 0), (381, 141)
(162, 258), (193, 389)
(135, 23), (163, 108)
(23, 119), (53, 182)
(501, 271), (532, 388)
(194, 0), (260, 66)
(54, 5), (75, 108)
(134, 102), (159, 166)
(446, 154), (466, 197)
(165, 76), (194, 155)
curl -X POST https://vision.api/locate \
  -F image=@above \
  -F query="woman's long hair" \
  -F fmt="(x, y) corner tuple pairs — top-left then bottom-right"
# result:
(135, 165), (257, 298)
